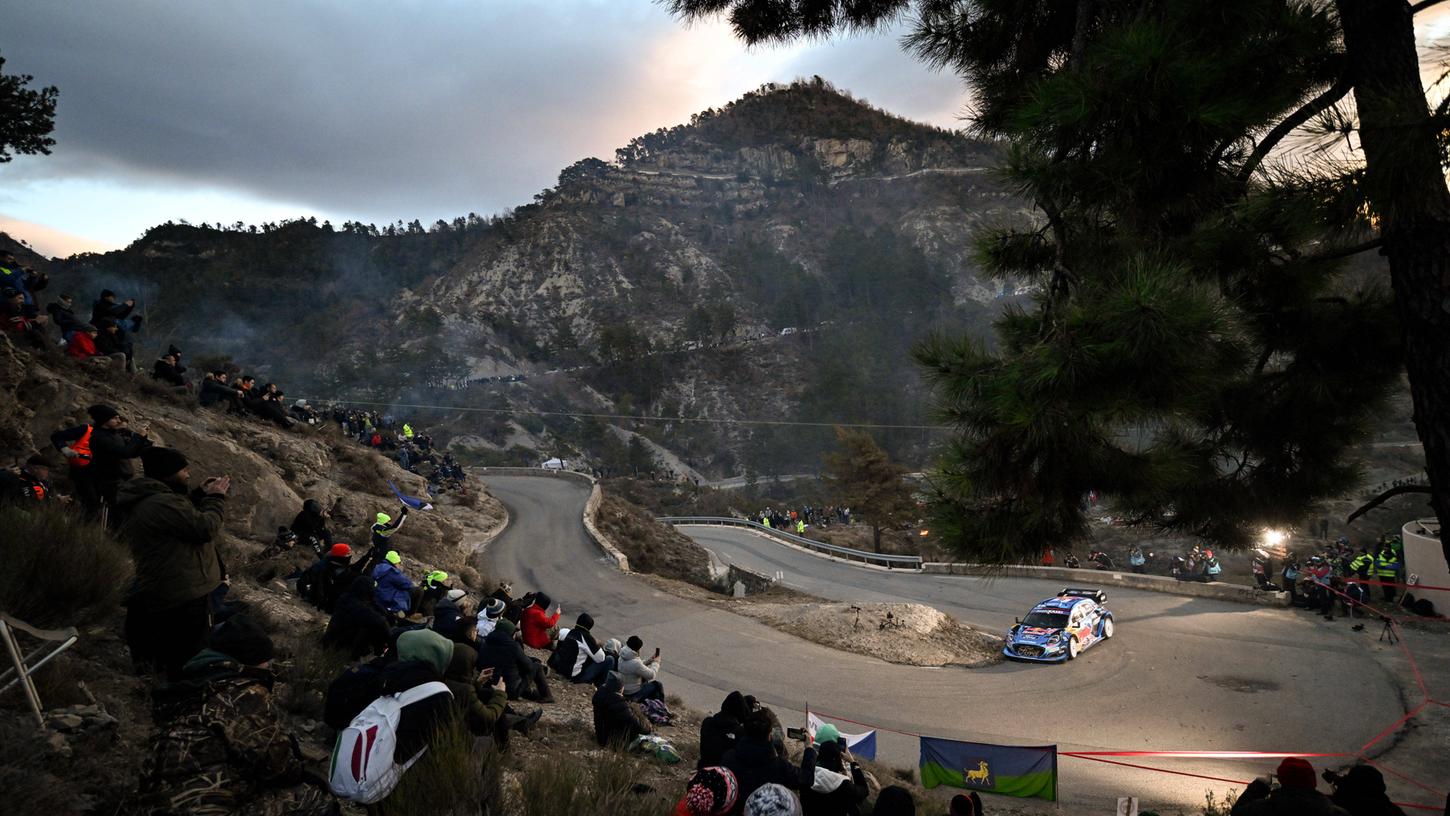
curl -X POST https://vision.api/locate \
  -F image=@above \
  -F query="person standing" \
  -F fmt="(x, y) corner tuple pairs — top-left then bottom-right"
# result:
(87, 404), (153, 518)
(114, 447), (229, 680)
(1374, 545), (1400, 603)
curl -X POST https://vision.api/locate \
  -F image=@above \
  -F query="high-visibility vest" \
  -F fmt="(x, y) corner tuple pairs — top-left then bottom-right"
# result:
(1350, 553), (1375, 576)
(1375, 553), (1399, 578)
(66, 425), (95, 468)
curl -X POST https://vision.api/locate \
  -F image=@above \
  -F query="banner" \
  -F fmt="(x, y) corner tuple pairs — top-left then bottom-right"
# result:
(807, 712), (877, 760)
(919, 736), (1057, 801)
(388, 480), (434, 511)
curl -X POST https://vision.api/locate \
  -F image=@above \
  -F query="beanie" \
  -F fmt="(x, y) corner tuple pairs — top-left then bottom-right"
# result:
(375, 512), (391, 525)
(814, 723), (841, 745)
(1277, 757), (1316, 790)
(575, 612), (594, 631)
(950, 794), (975, 816)
(495, 618), (516, 636)
(140, 447), (188, 480)
(626, 635), (644, 652)
(100, 289), (115, 299)
(684, 767), (738, 816)
(385, 550), (402, 565)
(534, 593), (551, 609)
(446, 588), (467, 602)
(25, 453), (51, 468)
(87, 404), (119, 424)
(743, 783), (800, 816)
(207, 616), (275, 666)
(484, 598), (506, 619)
(328, 542), (352, 558)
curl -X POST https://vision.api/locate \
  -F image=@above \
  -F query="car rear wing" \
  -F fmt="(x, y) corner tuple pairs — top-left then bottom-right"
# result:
(1060, 588), (1106, 603)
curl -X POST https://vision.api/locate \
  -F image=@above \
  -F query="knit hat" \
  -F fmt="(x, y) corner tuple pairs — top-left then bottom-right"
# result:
(446, 588), (467, 602)
(385, 550), (402, 565)
(743, 783), (800, 816)
(87, 404), (120, 424)
(140, 447), (188, 480)
(484, 598), (506, 619)
(207, 616), (274, 666)
(375, 512), (391, 524)
(950, 794), (974, 816)
(25, 453), (51, 468)
(575, 612), (594, 631)
(100, 289), (115, 299)
(626, 635), (644, 652)
(328, 542), (352, 558)
(872, 786), (916, 816)
(495, 618), (516, 636)
(397, 628), (454, 675)
(1277, 757), (1316, 790)
(814, 723), (841, 745)
(683, 767), (739, 816)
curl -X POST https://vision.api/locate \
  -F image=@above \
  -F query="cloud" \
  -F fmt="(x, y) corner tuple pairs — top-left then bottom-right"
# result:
(0, 213), (111, 258)
(0, 1), (966, 247)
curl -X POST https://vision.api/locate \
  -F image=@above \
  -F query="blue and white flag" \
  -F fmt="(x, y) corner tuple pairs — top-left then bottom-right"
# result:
(807, 712), (877, 760)
(388, 480), (434, 511)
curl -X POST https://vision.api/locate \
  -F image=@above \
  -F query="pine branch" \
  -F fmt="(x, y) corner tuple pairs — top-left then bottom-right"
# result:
(1237, 76), (1353, 185)
(1299, 236), (1385, 263)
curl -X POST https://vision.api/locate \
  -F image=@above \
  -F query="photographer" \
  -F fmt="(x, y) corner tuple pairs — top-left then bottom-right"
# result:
(1325, 766), (1406, 816)
(1231, 758), (1350, 816)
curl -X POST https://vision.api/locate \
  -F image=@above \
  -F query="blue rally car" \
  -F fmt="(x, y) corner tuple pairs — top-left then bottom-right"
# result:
(1003, 588), (1115, 663)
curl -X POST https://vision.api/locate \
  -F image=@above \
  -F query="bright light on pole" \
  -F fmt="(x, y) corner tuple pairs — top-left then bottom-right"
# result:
(1261, 528), (1287, 548)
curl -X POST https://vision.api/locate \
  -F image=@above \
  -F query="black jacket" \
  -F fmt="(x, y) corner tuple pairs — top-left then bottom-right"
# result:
(377, 659), (453, 762)
(297, 555), (357, 612)
(199, 378), (236, 407)
(800, 758), (869, 816)
(152, 359), (187, 386)
(722, 738), (816, 815)
(92, 297), (133, 326)
(0, 468), (49, 504)
(476, 626), (533, 699)
(323, 578), (391, 658)
(46, 301), (81, 333)
(90, 425), (152, 487)
(591, 675), (650, 748)
(698, 691), (749, 769)
(1232, 782), (1353, 816)
(289, 500), (332, 549)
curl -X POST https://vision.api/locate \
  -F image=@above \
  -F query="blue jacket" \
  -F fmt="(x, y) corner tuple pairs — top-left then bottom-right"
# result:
(370, 563), (415, 614)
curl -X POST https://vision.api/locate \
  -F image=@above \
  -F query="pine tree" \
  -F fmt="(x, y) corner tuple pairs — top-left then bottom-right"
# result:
(669, 0), (1446, 567)
(0, 52), (58, 162)
(824, 428), (918, 552)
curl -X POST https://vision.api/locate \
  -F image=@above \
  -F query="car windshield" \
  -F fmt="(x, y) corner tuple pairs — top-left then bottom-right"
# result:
(1021, 611), (1069, 629)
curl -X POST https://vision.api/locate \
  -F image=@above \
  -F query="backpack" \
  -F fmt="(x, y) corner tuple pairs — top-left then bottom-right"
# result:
(328, 681), (452, 804)
(640, 698), (674, 725)
(323, 658), (388, 731)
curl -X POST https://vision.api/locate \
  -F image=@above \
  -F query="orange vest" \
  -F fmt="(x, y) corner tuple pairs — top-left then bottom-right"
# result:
(68, 425), (95, 468)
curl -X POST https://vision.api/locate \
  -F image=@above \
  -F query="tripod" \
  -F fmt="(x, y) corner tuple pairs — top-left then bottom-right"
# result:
(1378, 615), (1398, 645)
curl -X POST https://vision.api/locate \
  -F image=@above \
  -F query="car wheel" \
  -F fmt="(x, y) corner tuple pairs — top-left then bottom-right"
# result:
(1067, 636), (1080, 660)
(1102, 617), (1115, 639)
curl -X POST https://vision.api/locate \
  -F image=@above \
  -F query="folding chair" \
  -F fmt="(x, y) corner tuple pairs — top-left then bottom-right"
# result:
(0, 612), (80, 728)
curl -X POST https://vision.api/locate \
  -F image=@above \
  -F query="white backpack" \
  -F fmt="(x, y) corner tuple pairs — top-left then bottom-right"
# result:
(328, 680), (452, 804)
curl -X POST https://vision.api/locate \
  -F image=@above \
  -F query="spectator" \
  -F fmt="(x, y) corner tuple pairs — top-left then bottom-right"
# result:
(0, 453), (52, 504)
(297, 542), (359, 612)
(873, 786), (916, 816)
(199, 371), (247, 414)
(322, 575), (391, 658)
(744, 783), (803, 816)
(95, 320), (136, 372)
(65, 324), (115, 364)
(592, 673), (652, 748)
(50, 411), (101, 512)
(551, 612), (614, 685)
(361, 508), (408, 572)
(520, 593), (561, 649)
(370, 550), (415, 616)
(1, 286), (49, 348)
(289, 498), (333, 554)
(618, 634), (665, 702)
(440, 641), (512, 744)
(800, 740), (867, 816)
(113, 447), (228, 679)
(415, 570), (452, 618)
(947, 794), (975, 816)
(1128, 546), (1147, 574)
(676, 767), (740, 816)
(431, 588), (470, 641)
(376, 629), (457, 764)
(1326, 765), (1406, 816)
(1232, 758), (1351, 816)
(476, 597), (506, 639)
(88, 403), (153, 512)
(0, 252), (47, 305)
(151, 352), (189, 390)
(127, 616), (336, 816)
(476, 617), (554, 703)
(700, 691), (750, 769)
(723, 710), (816, 811)
(91, 288), (140, 333)
(46, 293), (82, 335)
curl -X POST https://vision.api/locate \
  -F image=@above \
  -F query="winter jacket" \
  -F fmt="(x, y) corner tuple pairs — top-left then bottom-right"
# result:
(114, 478), (225, 610)
(592, 674), (650, 747)
(520, 603), (560, 649)
(46, 301), (81, 334)
(476, 626), (536, 700)
(431, 597), (465, 640)
(0, 468), (49, 504)
(127, 649), (334, 816)
(198, 377), (236, 407)
(616, 646), (660, 697)
(369, 562), (415, 614)
(722, 738), (816, 814)
(379, 645), (455, 761)
(800, 760), (868, 816)
(90, 425), (153, 489)
(92, 297), (133, 327)
(289, 500), (332, 550)
(96, 328), (128, 356)
(323, 578), (392, 658)
(442, 643), (507, 737)
(297, 555), (357, 612)
(1232, 782), (1353, 816)
(698, 692), (748, 769)
(553, 625), (606, 679)
(66, 331), (100, 359)
(151, 358), (187, 386)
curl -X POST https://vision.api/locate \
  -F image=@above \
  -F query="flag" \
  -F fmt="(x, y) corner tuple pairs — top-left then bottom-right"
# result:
(918, 736), (1057, 801)
(807, 713), (877, 760)
(388, 481), (433, 511)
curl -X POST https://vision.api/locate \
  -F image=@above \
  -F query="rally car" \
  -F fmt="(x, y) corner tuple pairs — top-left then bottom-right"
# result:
(1002, 588), (1115, 663)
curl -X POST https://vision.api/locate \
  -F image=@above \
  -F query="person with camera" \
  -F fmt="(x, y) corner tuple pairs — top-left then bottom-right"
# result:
(618, 635), (665, 702)
(799, 726), (868, 816)
(1231, 758), (1351, 816)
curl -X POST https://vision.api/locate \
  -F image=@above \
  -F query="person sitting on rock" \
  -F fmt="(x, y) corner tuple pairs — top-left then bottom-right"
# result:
(444, 640), (540, 750)
(520, 592), (561, 649)
(0, 453), (52, 505)
(370, 550), (415, 618)
(430, 588), (471, 641)
(415, 570), (451, 618)
(377, 629), (459, 761)
(477, 617), (554, 703)
(322, 575), (392, 659)
(676, 766), (740, 816)
(361, 507), (408, 572)
(297, 542), (359, 612)
(592, 672), (652, 748)
(46, 293), (82, 336)
(127, 616), (337, 816)
(151, 352), (189, 390)
(618, 635), (665, 702)
(551, 612), (614, 685)
(1326, 765), (1406, 816)
(799, 737), (868, 816)
(289, 498), (333, 555)
(1, 286), (49, 349)
(724, 710), (817, 808)
(699, 691), (750, 769)
(476, 598), (506, 639)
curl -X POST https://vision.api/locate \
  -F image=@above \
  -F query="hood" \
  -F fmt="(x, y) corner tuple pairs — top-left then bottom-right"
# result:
(115, 477), (184, 511)
(397, 629), (454, 675)
(720, 690), (747, 720)
(1011, 626), (1063, 645)
(620, 646), (640, 662)
(303, 499), (323, 515)
(811, 766), (852, 794)
(446, 642), (477, 682)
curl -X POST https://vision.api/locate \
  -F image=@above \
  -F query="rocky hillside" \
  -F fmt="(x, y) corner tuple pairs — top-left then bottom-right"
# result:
(25, 78), (1029, 477)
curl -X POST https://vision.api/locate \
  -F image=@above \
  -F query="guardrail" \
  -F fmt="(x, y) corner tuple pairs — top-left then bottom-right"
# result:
(657, 516), (924, 569)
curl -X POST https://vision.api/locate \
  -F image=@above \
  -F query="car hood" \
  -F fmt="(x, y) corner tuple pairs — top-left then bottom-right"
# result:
(1010, 626), (1063, 644)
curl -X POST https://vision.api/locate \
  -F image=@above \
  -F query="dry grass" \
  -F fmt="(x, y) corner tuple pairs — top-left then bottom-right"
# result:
(375, 718), (503, 816)
(517, 750), (674, 816)
(594, 493), (711, 586)
(0, 503), (131, 627)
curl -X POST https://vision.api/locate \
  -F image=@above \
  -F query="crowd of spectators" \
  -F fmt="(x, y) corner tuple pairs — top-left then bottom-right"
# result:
(756, 505), (853, 536)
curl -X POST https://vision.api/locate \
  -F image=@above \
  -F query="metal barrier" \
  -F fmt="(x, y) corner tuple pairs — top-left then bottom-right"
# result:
(657, 516), (924, 569)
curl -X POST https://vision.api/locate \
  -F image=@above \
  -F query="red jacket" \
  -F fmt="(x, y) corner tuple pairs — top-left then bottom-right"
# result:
(521, 604), (560, 649)
(67, 332), (99, 359)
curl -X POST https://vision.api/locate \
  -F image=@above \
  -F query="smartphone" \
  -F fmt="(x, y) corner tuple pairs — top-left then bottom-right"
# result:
(785, 727), (807, 740)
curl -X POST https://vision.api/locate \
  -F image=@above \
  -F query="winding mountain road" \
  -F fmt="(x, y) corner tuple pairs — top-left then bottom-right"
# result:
(480, 475), (1406, 809)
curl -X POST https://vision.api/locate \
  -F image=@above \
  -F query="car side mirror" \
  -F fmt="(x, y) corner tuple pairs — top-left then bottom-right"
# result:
(1014, 617), (1021, 625)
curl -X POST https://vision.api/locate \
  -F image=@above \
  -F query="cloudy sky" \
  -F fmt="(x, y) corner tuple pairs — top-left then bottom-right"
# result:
(0, 0), (970, 257)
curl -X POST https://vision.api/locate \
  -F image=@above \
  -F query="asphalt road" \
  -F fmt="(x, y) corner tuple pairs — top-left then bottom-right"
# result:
(481, 475), (1405, 809)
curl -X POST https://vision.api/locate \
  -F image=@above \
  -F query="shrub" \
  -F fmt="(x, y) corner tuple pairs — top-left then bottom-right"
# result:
(519, 751), (672, 816)
(0, 503), (131, 627)
(376, 718), (501, 816)
(1202, 789), (1238, 816)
